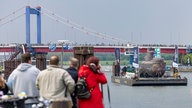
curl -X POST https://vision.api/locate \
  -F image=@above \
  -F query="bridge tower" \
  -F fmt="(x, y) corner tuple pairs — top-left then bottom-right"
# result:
(26, 6), (41, 45)
(26, 6), (46, 71)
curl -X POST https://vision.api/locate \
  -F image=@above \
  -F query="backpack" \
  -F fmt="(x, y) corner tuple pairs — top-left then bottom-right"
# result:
(76, 77), (91, 99)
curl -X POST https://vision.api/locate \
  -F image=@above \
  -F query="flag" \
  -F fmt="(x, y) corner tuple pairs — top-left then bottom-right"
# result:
(172, 62), (178, 68)
(133, 62), (139, 68)
(174, 45), (178, 63)
(115, 48), (120, 64)
(133, 47), (139, 64)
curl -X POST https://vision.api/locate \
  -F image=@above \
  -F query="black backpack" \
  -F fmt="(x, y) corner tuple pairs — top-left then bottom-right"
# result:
(76, 77), (91, 99)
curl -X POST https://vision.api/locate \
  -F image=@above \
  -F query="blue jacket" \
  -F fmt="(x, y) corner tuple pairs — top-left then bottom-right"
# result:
(66, 67), (78, 108)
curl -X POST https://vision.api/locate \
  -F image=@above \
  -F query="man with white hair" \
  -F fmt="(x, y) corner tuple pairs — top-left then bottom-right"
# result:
(66, 57), (79, 108)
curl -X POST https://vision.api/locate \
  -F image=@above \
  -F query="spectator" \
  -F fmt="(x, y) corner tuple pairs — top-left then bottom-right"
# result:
(0, 74), (9, 95)
(66, 57), (79, 108)
(7, 53), (40, 108)
(36, 55), (75, 108)
(78, 56), (107, 108)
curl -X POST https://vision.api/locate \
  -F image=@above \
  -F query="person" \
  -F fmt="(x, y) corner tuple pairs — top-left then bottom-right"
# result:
(36, 55), (75, 108)
(66, 57), (79, 108)
(122, 66), (127, 73)
(0, 74), (9, 95)
(7, 53), (40, 108)
(78, 56), (107, 108)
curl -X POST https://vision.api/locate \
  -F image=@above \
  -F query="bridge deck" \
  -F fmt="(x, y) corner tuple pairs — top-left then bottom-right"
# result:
(0, 45), (187, 54)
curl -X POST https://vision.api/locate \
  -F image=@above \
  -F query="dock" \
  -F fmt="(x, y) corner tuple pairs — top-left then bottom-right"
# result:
(111, 76), (188, 86)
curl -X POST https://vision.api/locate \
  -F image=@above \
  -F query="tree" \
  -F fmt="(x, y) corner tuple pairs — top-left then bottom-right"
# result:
(183, 54), (192, 65)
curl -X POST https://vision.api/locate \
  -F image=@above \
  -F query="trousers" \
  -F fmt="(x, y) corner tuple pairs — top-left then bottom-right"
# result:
(49, 101), (73, 108)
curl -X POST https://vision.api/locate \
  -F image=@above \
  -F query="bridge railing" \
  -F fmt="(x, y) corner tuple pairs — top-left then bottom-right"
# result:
(0, 43), (190, 48)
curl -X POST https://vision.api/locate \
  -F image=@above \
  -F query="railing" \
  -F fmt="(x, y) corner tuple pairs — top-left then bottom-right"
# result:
(0, 43), (190, 47)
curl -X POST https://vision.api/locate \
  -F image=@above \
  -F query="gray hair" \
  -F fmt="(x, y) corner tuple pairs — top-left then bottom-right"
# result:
(69, 57), (79, 68)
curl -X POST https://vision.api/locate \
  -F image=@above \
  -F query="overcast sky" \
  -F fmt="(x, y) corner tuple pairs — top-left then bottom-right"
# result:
(0, 0), (192, 45)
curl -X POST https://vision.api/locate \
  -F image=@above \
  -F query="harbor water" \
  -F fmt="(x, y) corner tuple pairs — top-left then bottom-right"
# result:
(102, 71), (192, 108)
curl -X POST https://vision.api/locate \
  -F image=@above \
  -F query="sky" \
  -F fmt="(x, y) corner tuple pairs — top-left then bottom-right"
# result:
(0, 0), (192, 45)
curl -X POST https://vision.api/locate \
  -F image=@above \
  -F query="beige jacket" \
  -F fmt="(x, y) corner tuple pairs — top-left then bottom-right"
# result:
(36, 65), (75, 101)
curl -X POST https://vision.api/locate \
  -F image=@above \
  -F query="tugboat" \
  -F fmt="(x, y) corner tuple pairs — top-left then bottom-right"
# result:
(111, 46), (187, 86)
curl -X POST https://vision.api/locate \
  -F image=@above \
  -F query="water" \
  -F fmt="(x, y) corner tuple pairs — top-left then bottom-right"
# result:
(102, 72), (192, 108)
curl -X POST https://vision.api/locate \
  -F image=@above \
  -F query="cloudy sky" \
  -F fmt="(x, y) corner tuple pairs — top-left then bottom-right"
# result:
(0, 0), (192, 45)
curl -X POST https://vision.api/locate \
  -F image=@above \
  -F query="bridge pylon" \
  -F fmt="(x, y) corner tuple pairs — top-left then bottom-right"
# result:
(26, 6), (41, 45)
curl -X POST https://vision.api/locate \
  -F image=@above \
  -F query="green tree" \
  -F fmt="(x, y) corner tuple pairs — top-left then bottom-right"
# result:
(183, 54), (192, 65)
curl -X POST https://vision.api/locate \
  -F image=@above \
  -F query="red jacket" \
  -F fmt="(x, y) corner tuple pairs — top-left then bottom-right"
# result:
(78, 65), (107, 108)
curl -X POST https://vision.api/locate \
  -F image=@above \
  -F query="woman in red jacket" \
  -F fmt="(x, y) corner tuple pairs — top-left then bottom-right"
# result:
(78, 56), (107, 108)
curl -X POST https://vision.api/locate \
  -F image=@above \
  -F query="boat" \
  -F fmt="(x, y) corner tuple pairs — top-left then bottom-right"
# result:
(111, 46), (188, 86)
(111, 76), (187, 86)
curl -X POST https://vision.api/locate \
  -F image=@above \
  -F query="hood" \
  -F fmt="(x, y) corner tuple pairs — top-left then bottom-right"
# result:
(17, 63), (32, 72)
(79, 65), (91, 74)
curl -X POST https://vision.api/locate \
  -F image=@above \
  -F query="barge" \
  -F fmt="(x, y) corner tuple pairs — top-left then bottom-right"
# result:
(112, 46), (188, 86)
(111, 76), (187, 86)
